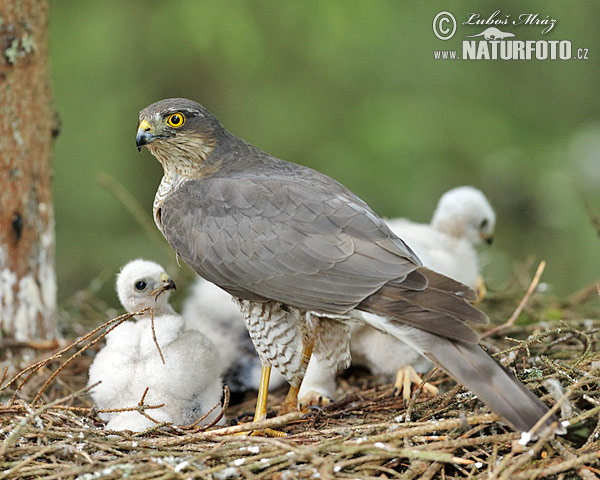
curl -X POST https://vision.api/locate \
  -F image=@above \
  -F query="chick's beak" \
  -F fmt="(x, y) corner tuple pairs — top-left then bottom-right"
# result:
(480, 232), (494, 245)
(160, 272), (176, 291)
(151, 272), (177, 300)
(136, 119), (155, 151)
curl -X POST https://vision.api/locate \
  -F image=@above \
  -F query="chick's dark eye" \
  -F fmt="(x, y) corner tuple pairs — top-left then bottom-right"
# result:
(135, 280), (147, 291)
(166, 113), (185, 128)
(480, 219), (488, 229)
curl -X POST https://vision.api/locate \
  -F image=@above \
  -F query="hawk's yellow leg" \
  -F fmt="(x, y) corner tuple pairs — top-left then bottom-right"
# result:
(247, 363), (286, 437)
(253, 363), (272, 422)
(248, 337), (315, 436)
(474, 275), (487, 303)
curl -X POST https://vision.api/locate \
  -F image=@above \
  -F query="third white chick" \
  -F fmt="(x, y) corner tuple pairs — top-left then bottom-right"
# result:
(387, 186), (495, 289)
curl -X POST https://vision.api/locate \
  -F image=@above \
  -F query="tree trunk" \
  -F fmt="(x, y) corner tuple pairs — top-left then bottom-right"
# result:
(0, 0), (57, 341)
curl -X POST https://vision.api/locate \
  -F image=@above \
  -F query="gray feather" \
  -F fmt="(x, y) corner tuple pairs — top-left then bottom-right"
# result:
(160, 171), (420, 314)
(355, 317), (558, 433)
(424, 335), (558, 433)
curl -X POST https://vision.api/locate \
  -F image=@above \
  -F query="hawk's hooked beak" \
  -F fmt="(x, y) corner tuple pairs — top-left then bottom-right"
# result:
(152, 272), (177, 300)
(136, 120), (155, 152)
(480, 232), (494, 245)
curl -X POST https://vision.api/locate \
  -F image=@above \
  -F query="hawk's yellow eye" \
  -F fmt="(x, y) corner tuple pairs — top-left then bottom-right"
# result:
(166, 113), (185, 128)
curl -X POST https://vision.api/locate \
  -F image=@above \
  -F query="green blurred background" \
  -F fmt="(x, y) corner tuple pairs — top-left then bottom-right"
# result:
(49, 1), (599, 312)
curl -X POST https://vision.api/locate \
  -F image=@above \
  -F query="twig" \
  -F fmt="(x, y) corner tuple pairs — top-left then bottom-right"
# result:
(0, 384), (96, 456)
(567, 281), (600, 305)
(32, 309), (149, 403)
(138, 386), (150, 406)
(364, 414), (500, 443)
(2, 352), (62, 393)
(0, 440), (69, 480)
(331, 450), (473, 477)
(579, 466), (600, 480)
(1, 309), (141, 394)
(0, 366), (7, 389)
(96, 173), (174, 258)
(418, 461), (443, 480)
(149, 308), (165, 365)
(483, 261), (546, 338)
(1, 302), (598, 479)
(187, 386), (230, 431)
(411, 432), (517, 450)
(511, 451), (600, 479)
(100, 387), (172, 432)
(578, 186), (600, 239)
(98, 402), (165, 415)
(528, 372), (596, 437)
(208, 411), (305, 436)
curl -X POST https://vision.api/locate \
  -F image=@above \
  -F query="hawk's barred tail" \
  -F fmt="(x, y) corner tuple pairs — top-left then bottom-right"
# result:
(422, 335), (560, 434)
(357, 267), (561, 434)
(354, 311), (561, 434)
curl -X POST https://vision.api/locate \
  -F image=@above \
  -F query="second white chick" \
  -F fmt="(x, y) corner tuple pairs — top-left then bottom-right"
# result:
(299, 186), (496, 405)
(182, 278), (287, 394)
(88, 259), (225, 431)
(387, 185), (495, 289)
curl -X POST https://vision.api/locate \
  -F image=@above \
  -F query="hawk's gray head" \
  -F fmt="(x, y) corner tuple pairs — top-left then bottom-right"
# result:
(136, 98), (224, 174)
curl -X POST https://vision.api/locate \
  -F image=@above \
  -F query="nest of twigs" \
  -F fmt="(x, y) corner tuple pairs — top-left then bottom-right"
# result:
(1, 270), (599, 479)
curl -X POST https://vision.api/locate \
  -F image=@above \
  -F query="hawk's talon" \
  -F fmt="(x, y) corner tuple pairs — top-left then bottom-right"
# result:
(394, 366), (439, 403)
(474, 275), (487, 303)
(298, 390), (332, 411)
(279, 384), (301, 415)
(233, 427), (287, 437)
(250, 428), (287, 437)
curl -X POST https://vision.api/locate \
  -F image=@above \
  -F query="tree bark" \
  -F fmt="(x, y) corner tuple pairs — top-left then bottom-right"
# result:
(0, 0), (57, 341)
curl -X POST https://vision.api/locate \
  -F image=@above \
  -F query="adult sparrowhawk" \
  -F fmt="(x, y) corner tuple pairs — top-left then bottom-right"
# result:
(135, 98), (558, 435)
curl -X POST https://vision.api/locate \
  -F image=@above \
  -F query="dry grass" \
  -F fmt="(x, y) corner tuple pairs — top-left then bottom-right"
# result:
(1, 272), (599, 479)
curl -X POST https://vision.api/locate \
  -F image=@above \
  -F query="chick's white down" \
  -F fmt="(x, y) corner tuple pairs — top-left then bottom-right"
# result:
(88, 259), (225, 431)
(388, 186), (495, 288)
(182, 278), (287, 393)
(299, 186), (496, 403)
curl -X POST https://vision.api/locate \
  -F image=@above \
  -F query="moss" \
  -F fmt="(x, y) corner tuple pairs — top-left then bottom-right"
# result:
(4, 38), (20, 65)
(20, 32), (35, 54)
(543, 308), (564, 322)
(521, 367), (543, 380)
(3, 30), (36, 65)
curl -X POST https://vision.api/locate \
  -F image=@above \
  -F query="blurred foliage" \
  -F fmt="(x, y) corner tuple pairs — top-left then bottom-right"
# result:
(49, 1), (600, 310)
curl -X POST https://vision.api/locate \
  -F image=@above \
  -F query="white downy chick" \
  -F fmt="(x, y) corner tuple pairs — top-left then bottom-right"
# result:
(299, 187), (496, 404)
(182, 278), (286, 394)
(88, 259), (225, 431)
(387, 186), (495, 288)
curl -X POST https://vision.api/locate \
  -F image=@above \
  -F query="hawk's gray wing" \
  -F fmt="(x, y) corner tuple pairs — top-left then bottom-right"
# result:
(159, 168), (484, 342)
(160, 171), (421, 314)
